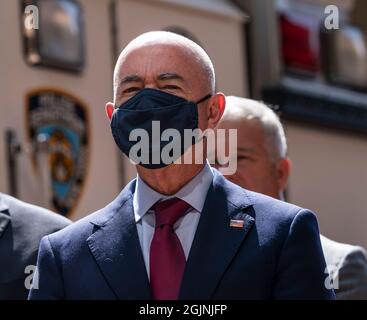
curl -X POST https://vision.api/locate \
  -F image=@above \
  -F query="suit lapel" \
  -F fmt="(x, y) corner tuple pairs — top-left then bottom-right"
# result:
(86, 186), (151, 300)
(179, 172), (255, 300)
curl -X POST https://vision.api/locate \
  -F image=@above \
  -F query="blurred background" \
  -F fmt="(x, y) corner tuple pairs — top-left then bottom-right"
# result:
(0, 0), (366, 247)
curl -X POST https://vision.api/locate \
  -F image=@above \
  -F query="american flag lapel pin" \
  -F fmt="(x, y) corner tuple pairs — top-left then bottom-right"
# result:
(230, 219), (245, 229)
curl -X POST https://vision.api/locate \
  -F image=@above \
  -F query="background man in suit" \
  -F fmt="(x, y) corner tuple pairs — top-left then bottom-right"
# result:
(29, 31), (334, 300)
(215, 96), (367, 300)
(0, 193), (70, 299)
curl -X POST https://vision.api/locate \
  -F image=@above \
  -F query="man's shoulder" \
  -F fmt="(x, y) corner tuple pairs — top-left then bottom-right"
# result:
(1, 193), (70, 232)
(213, 170), (306, 222)
(240, 188), (313, 238)
(212, 172), (319, 257)
(0, 193), (71, 272)
(46, 182), (135, 248)
(45, 208), (104, 251)
(247, 189), (304, 218)
(321, 235), (367, 267)
(320, 235), (367, 299)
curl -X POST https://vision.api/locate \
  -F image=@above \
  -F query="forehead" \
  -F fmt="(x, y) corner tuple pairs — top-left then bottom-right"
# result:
(116, 44), (202, 84)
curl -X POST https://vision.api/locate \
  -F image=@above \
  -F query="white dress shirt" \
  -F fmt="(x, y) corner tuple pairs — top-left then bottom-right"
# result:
(133, 163), (214, 279)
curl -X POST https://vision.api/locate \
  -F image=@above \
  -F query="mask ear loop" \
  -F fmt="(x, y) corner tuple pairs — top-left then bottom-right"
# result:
(195, 93), (212, 104)
(192, 94), (212, 145)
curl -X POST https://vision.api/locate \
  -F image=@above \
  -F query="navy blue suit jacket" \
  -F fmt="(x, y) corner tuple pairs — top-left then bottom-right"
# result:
(29, 169), (335, 300)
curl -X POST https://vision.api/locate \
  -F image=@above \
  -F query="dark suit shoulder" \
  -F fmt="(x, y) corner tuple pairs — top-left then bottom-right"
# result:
(46, 206), (109, 249)
(214, 169), (306, 220)
(0, 193), (71, 266)
(246, 189), (305, 220)
(2, 194), (71, 233)
(213, 171), (314, 250)
(0, 194), (71, 299)
(46, 182), (135, 251)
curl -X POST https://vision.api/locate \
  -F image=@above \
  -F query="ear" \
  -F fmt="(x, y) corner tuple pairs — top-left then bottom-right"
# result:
(105, 102), (115, 121)
(277, 157), (291, 193)
(207, 92), (226, 129)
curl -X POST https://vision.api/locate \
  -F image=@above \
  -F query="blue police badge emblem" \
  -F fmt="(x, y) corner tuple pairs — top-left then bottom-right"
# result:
(26, 89), (90, 216)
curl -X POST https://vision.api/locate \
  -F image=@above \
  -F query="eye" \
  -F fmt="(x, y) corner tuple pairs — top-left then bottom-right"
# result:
(123, 87), (140, 94)
(162, 85), (180, 90)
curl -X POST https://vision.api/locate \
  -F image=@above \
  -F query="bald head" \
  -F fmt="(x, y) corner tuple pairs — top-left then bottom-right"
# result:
(220, 96), (287, 160)
(113, 31), (215, 104)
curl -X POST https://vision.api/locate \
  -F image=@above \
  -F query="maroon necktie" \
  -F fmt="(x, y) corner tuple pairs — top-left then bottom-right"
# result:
(149, 198), (191, 300)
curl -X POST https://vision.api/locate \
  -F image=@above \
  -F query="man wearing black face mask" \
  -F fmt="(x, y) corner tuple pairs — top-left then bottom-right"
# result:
(29, 31), (334, 300)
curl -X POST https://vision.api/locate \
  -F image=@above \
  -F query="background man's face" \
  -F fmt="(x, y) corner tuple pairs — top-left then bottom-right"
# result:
(215, 118), (281, 198)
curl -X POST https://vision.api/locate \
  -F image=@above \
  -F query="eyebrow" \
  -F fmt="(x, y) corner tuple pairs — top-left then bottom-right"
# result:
(119, 75), (143, 86)
(119, 73), (185, 87)
(157, 73), (185, 82)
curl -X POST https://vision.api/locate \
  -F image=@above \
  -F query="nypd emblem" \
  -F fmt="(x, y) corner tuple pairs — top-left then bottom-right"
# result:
(26, 89), (89, 216)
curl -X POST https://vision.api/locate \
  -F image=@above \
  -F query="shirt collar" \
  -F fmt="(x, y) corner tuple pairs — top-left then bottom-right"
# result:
(133, 162), (214, 223)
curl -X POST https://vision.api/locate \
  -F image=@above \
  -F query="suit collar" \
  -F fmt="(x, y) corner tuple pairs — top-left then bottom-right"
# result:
(0, 194), (10, 239)
(87, 180), (151, 299)
(179, 169), (255, 299)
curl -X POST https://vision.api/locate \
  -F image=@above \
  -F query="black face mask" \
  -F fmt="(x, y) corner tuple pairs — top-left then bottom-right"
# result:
(110, 88), (211, 169)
